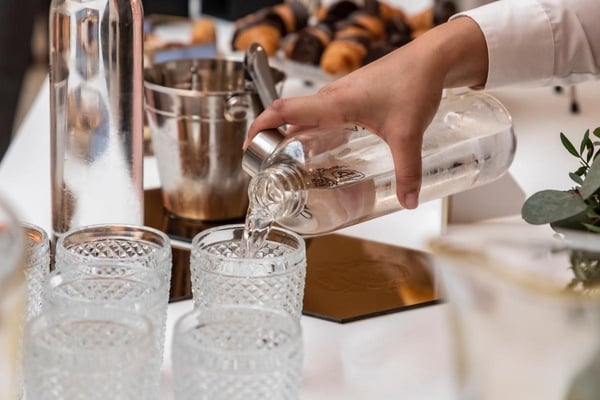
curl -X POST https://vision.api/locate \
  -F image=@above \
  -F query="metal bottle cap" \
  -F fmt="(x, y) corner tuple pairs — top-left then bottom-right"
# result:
(242, 128), (285, 176)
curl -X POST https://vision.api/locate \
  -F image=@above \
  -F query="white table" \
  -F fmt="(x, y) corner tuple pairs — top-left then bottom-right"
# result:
(3, 12), (600, 398)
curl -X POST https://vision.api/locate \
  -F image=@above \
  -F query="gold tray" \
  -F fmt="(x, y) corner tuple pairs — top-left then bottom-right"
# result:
(144, 189), (441, 323)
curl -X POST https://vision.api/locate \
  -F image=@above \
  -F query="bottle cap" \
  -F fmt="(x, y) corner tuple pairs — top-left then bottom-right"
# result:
(242, 128), (286, 176)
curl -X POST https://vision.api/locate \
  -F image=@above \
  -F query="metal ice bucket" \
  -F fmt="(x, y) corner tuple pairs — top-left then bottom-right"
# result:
(144, 58), (284, 221)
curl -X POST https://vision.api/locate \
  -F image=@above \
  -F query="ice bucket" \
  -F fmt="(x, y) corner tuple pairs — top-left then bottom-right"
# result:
(144, 58), (284, 221)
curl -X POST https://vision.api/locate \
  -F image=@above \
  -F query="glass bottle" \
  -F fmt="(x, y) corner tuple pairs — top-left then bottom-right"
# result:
(49, 0), (144, 240)
(243, 91), (516, 237)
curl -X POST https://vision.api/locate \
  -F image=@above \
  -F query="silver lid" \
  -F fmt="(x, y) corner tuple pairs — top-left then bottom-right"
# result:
(242, 129), (285, 176)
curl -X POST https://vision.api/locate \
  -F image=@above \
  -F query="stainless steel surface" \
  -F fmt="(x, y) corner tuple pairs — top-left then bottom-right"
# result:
(144, 58), (284, 221)
(49, 0), (145, 238)
(245, 43), (280, 112)
(242, 129), (285, 176)
(242, 44), (286, 177)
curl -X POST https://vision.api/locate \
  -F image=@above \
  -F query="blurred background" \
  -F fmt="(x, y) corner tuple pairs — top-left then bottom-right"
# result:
(0, 0), (198, 162)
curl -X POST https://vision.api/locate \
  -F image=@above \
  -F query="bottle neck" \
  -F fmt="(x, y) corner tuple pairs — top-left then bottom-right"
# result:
(247, 164), (307, 220)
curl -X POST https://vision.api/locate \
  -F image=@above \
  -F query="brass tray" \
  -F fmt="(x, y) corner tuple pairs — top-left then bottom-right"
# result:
(144, 189), (442, 323)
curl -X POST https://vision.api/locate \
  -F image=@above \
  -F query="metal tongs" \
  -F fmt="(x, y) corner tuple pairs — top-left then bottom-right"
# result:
(244, 43), (280, 113)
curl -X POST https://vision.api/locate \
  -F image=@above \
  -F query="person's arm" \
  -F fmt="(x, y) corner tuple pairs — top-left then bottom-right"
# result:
(246, 0), (600, 210)
(456, 0), (600, 88)
(246, 16), (487, 209)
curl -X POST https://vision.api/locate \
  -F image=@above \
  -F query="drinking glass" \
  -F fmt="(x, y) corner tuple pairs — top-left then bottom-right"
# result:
(0, 197), (25, 399)
(430, 223), (600, 400)
(23, 307), (155, 400)
(172, 306), (303, 400)
(43, 262), (169, 388)
(54, 223), (172, 287)
(190, 224), (306, 318)
(22, 222), (50, 321)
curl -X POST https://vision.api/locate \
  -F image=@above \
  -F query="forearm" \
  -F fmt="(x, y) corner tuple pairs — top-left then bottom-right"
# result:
(418, 16), (489, 89)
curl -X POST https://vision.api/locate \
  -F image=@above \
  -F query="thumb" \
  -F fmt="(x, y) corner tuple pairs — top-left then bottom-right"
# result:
(386, 128), (423, 210)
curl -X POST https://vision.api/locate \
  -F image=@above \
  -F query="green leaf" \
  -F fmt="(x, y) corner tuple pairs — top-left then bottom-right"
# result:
(582, 223), (600, 233)
(570, 172), (584, 185)
(550, 210), (590, 232)
(593, 127), (600, 138)
(580, 129), (590, 154)
(575, 166), (588, 176)
(581, 158), (600, 198)
(561, 132), (580, 158)
(586, 207), (600, 218)
(521, 190), (587, 225)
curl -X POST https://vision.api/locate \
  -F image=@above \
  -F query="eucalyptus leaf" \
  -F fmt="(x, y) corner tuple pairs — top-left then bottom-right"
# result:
(594, 127), (600, 138)
(521, 190), (587, 225)
(561, 132), (580, 158)
(586, 207), (600, 219)
(582, 223), (600, 233)
(581, 158), (600, 199)
(550, 210), (590, 232)
(570, 173), (584, 185)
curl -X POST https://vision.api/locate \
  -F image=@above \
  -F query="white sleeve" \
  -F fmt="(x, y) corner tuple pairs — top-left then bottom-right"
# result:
(452, 0), (600, 88)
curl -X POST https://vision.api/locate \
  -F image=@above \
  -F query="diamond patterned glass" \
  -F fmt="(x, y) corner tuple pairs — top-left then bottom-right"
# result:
(172, 306), (303, 400)
(190, 225), (306, 318)
(24, 307), (155, 400)
(54, 224), (172, 288)
(43, 263), (168, 396)
(22, 223), (50, 321)
(0, 199), (25, 399)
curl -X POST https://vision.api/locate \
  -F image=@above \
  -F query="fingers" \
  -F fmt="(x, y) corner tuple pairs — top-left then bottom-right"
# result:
(245, 95), (339, 149)
(386, 127), (423, 210)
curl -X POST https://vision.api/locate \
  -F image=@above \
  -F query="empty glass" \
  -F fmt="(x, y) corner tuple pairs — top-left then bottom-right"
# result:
(430, 224), (600, 400)
(0, 197), (25, 399)
(22, 222), (51, 320)
(24, 307), (155, 400)
(190, 224), (306, 318)
(54, 223), (172, 287)
(172, 306), (303, 400)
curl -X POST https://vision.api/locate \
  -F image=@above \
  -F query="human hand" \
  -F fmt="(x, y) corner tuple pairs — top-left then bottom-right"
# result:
(245, 17), (487, 209)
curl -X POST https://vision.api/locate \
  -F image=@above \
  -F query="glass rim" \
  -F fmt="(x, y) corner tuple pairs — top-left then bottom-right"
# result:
(21, 221), (50, 262)
(173, 305), (302, 357)
(429, 223), (600, 301)
(191, 223), (305, 265)
(56, 223), (171, 262)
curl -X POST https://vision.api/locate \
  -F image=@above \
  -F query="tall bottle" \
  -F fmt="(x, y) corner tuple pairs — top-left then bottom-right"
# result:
(243, 91), (516, 237)
(49, 0), (144, 239)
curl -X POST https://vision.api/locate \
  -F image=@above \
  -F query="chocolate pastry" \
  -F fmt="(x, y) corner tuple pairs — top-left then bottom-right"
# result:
(363, 42), (398, 65)
(341, 11), (386, 41)
(320, 39), (368, 75)
(285, 23), (333, 65)
(231, 1), (309, 56)
(365, 0), (406, 22)
(433, 0), (458, 25)
(320, 25), (372, 75)
(265, 1), (310, 36)
(231, 19), (282, 56)
(386, 15), (412, 47)
(318, 0), (360, 28)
